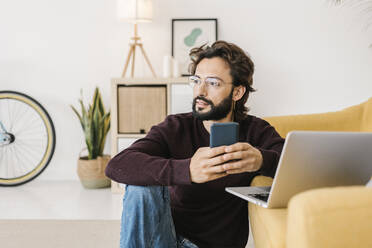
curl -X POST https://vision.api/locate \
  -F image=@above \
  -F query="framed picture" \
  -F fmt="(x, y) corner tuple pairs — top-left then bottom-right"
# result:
(172, 18), (218, 76)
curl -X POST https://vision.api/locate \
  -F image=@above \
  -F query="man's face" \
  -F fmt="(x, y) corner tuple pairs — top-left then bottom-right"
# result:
(192, 57), (234, 121)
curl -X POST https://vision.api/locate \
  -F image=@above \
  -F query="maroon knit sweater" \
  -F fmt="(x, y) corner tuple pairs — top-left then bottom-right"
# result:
(106, 113), (284, 248)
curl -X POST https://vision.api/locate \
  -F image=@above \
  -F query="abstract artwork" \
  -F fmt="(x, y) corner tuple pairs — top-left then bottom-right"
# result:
(172, 19), (218, 76)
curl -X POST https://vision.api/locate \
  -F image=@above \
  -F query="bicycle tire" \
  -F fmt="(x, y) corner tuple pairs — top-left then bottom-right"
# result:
(0, 91), (56, 186)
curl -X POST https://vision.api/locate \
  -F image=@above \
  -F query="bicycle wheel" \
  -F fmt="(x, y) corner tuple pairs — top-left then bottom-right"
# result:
(0, 91), (56, 186)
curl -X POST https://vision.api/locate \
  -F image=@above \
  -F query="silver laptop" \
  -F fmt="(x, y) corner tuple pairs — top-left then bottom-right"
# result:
(226, 131), (372, 208)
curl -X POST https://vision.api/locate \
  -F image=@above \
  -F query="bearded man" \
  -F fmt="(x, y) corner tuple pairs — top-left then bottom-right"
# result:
(106, 40), (285, 248)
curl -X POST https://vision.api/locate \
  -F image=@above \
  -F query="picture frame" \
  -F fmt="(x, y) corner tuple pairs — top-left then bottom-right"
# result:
(172, 18), (218, 76)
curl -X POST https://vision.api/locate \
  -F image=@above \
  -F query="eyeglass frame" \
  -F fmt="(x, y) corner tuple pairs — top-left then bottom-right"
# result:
(188, 75), (234, 90)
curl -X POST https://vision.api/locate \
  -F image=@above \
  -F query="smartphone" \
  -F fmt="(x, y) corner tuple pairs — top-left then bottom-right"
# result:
(210, 122), (239, 148)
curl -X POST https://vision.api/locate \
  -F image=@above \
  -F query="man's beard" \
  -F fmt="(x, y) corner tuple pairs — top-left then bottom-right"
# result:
(192, 90), (233, 121)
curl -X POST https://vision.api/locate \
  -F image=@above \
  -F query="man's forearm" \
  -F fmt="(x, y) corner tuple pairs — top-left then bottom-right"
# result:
(105, 149), (192, 186)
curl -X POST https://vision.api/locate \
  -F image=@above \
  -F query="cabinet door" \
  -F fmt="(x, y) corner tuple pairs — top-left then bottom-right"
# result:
(117, 138), (138, 153)
(118, 86), (167, 133)
(171, 83), (193, 114)
(115, 137), (140, 191)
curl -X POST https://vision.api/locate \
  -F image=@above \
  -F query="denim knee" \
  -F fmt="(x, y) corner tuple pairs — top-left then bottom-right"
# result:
(124, 185), (169, 204)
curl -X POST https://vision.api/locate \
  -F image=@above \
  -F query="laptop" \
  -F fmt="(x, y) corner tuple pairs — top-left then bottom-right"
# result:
(226, 131), (372, 208)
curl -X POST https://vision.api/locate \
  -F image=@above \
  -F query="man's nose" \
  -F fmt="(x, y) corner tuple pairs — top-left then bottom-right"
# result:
(194, 81), (208, 96)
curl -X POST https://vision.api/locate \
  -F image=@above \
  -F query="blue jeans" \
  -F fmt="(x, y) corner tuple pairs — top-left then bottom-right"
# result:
(120, 185), (199, 248)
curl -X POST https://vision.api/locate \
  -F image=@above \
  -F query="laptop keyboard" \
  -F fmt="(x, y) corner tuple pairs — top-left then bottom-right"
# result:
(247, 186), (271, 194)
(250, 193), (269, 202)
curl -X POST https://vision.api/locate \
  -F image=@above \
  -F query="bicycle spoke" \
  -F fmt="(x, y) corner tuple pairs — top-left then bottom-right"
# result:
(0, 148), (5, 176)
(14, 124), (46, 137)
(12, 101), (30, 130)
(14, 143), (35, 178)
(12, 143), (36, 177)
(10, 145), (19, 177)
(12, 143), (30, 177)
(12, 109), (44, 136)
(2, 146), (9, 179)
(10, 100), (21, 133)
(8, 99), (16, 133)
(0, 140), (43, 178)
(10, 145), (18, 178)
(15, 140), (44, 161)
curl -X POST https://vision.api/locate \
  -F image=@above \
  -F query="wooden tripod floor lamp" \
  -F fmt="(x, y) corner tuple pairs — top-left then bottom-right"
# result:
(117, 0), (156, 78)
(122, 23), (156, 77)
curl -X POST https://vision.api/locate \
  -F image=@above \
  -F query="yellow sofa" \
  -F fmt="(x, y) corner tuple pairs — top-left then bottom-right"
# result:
(249, 97), (372, 248)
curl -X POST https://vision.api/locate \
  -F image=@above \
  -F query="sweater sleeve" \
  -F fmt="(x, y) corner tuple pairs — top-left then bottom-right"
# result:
(105, 120), (192, 186)
(253, 119), (285, 178)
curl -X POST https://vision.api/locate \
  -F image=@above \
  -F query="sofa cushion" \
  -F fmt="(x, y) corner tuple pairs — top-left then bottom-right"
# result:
(286, 186), (372, 248)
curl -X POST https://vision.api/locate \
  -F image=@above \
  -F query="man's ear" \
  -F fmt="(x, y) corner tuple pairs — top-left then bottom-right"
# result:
(232, 85), (246, 101)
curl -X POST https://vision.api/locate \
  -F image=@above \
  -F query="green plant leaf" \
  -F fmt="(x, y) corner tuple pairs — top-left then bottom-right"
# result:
(91, 87), (99, 118)
(99, 112), (110, 155)
(70, 105), (84, 130)
(89, 102), (96, 158)
(94, 106), (101, 157)
(95, 87), (105, 116)
(79, 99), (87, 121)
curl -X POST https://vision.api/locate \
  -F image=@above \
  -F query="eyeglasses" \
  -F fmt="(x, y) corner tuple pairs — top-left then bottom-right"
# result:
(188, 76), (232, 90)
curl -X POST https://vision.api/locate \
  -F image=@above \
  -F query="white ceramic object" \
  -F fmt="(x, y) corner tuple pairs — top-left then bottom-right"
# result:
(172, 58), (180, 77)
(163, 55), (172, 78)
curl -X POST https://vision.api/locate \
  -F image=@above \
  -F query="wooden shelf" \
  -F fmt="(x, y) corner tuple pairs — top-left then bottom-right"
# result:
(117, 134), (146, 139)
(110, 77), (192, 193)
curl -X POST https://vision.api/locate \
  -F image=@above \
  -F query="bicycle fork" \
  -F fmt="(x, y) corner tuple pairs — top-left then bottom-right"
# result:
(0, 121), (14, 146)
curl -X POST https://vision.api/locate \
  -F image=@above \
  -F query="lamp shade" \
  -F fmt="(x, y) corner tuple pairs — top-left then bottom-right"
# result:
(117, 0), (153, 23)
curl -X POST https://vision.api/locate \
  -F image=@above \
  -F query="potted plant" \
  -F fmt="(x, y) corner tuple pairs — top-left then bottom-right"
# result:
(71, 87), (111, 189)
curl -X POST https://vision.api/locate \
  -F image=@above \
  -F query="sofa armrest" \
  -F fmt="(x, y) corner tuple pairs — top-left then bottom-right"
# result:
(286, 186), (372, 248)
(250, 175), (273, 187)
(249, 176), (286, 248)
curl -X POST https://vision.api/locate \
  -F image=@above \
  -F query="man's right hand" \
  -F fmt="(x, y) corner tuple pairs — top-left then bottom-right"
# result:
(190, 146), (229, 183)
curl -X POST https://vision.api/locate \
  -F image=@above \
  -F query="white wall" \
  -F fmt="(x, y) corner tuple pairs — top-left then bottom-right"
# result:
(1, 0), (372, 180)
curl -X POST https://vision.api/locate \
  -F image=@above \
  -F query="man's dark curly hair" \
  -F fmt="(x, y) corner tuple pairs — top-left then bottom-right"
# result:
(189, 40), (255, 122)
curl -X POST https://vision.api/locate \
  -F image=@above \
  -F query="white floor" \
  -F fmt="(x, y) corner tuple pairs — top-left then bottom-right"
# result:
(0, 180), (123, 220)
(0, 180), (122, 248)
(0, 180), (254, 248)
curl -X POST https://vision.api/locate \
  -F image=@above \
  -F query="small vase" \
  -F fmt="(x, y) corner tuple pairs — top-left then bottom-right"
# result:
(77, 155), (111, 189)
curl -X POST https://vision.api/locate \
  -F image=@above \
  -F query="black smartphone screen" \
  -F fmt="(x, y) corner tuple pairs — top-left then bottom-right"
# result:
(210, 122), (239, 148)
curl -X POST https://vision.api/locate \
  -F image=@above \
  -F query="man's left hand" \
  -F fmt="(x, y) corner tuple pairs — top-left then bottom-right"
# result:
(216, 142), (263, 174)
